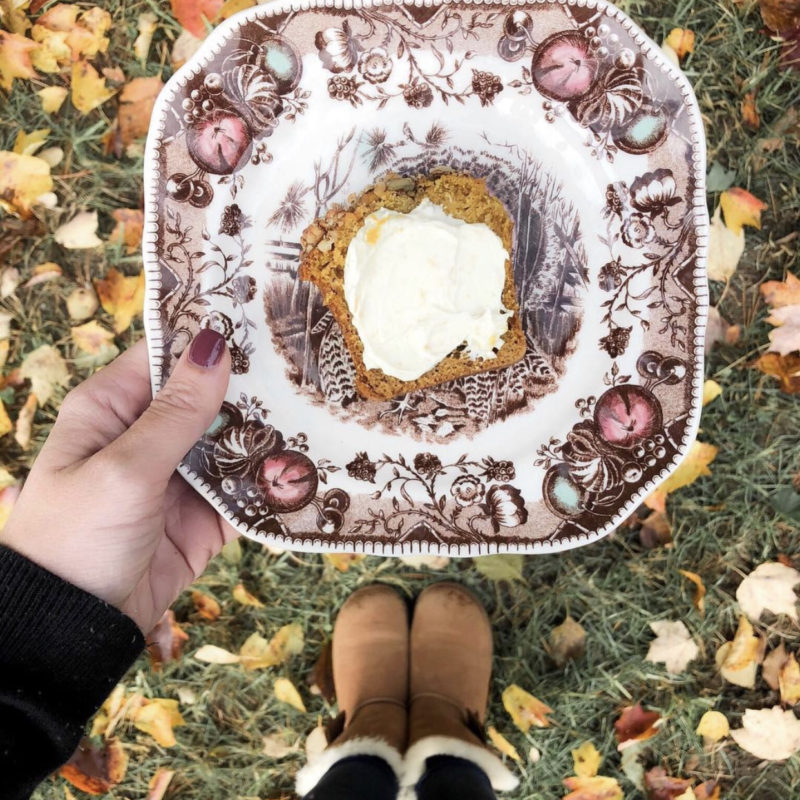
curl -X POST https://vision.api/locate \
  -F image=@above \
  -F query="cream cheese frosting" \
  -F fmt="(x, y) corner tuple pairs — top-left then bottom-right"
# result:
(343, 199), (512, 382)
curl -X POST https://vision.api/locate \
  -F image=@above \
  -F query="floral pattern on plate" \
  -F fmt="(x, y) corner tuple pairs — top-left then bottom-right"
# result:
(144, 0), (708, 555)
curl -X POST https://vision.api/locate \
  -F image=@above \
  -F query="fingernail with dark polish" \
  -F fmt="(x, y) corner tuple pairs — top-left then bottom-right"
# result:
(189, 328), (225, 368)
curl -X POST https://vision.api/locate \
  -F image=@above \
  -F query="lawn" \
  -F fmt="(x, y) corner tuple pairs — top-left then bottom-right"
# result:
(1, 0), (799, 798)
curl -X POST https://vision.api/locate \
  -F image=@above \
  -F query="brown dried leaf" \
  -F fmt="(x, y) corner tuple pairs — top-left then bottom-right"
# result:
(644, 766), (692, 800)
(146, 609), (189, 670)
(759, 0), (800, 32)
(741, 92), (760, 129)
(59, 737), (127, 795)
(547, 615), (586, 667)
(116, 77), (163, 152)
(679, 570), (706, 615)
(695, 781), (721, 800)
(639, 511), (673, 549)
(191, 590), (221, 621)
(754, 352), (800, 393)
(614, 705), (661, 750)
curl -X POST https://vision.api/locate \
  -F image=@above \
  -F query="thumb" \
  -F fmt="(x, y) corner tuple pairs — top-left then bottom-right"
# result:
(104, 329), (231, 485)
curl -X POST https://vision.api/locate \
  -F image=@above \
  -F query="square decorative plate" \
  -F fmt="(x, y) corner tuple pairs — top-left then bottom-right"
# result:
(143, 0), (708, 556)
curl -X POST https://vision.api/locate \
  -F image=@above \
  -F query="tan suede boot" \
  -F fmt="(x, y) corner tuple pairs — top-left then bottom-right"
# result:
(404, 582), (518, 792)
(295, 584), (408, 795)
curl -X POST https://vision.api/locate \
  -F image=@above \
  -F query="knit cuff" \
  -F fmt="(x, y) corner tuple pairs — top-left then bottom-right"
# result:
(0, 544), (145, 709)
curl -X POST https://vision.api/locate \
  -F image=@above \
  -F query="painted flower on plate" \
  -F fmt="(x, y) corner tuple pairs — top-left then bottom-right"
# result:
(483, 484), (528, 530)
(357, 47), (392, 84)
(450, 475), (486, 507)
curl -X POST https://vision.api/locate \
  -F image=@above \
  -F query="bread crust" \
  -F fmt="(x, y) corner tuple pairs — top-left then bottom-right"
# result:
(299, 172), (526, 400)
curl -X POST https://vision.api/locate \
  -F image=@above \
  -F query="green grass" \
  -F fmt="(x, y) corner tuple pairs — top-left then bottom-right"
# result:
(1, 0), (798, 798)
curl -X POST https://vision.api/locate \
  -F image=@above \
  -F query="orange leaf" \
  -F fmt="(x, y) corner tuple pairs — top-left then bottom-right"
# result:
(614, 704), (661, 750)
(146, 767), (175, 800)
(695, 781), (721, 800)
(754, 352), (800, 394)
(93, 268), (145, 333)
(665, 28), (695, 59)
(59, 737), (127, 795)
(170, 0), (225, 37)
(679, 569), (707, 615)
(117, 77), (164, 152)
(109, 208), (144, 253)
(129, 699), (185, 747)
(0, 30), (38, 90)
(643, 766), (692, 799)
(741, 92), (760, 129)
(147, 609), (189, 670)
(719, 187), (768, 235)
(761, 273), (800, 308)
(563, 775), (623, 800)
(71, 59), (116, 114)
(0, 151), (53, 219)
(191, 590), (221, 621)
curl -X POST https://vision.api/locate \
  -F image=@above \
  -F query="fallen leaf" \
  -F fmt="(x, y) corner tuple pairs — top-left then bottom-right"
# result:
(563, 775), (623, 800)
(0, 0), (30, 35)
(702, 380), (722, 407)
(571, 741), (602, 778)
(171, 27), (204, 68)
(262, 731), (298, 759)
(473, 553), (524, 582)
(665, 28), (695, 59)
(108, 208), (144, 253)
(706, 161), (737, 193)
(730, 705), (800, 760)
(486, 725), (521, 763)
(215, 0), (256, 22)
(71, 320), (116, 359)
(193, 644), (240, 664)
(19, 344), (68, 404)
(548, 615), (587, 667)
(741, 91), (760, 129)
(706, 206), (745, 282)
(398, 553), (451, 569)
(0, 30), (37, 90)
(146, 767), (174, 800)
(639, 510), (673, 549)
(220, 538), (242, 563)
(191, 590), (221, 621)
(274, 677), (306, 712)
(644, 442), (718, 513)
(0, 151), (53, 218)
(170, 0), (225, 37)
(307, 640), (335, 703)
(761, 272), (800, 308)
(620, 744), (646, 790)
(66, 286), (100, 321)
(779, 652), (800, 705)
(305, 724), (328, 760)
(115, 77), (163, 153)
(240, 624), (304, 670)
(501, 684), (552, 732)
(679, 570), (707, 614)
(232, 582), (264, 607)
(38, 5), (111, 61)
(695, 781), (721, 800)
(736, 561), (800, 621)
(71, 59), (116, 114)
(323, 553), (366, 572)
(0, 399), (12, 437)
(720, 187), (768, 235)
(146, 609), (189, 670)
(129, 698), (185, 747)
(14, 392), (37, 449)
(614, 705), (661, 750)
(13, 127), (49, 156)
(59, 737), (127, 795)
(134, 11), (158, 65)
(1, 267), (20, 298)
(762, 642), (789, 690)
(759, 0), (800, 32)
(24, 261), (62, 288)
(54, 210), (103, 249)
(760, 273), (800, 356)
(94, 268), (145, 333)
(696, 710), (729, 742)
(644, 766), (692, 800)
(754, 352), (800, 393)
(705, 306), (741, 351)
(89, 684), (127, 738)
(646, 620), (700, 674)
(716, 615), (761, 688)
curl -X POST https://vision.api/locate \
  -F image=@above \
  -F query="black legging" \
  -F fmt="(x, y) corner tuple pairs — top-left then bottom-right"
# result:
(305, 754), (497, 800)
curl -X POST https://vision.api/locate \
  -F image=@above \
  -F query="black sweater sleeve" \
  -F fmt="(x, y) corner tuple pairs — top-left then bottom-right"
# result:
(0, 545), (145, 800)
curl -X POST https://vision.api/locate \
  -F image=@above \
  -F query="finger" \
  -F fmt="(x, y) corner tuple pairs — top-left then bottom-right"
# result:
(101, 329), (230, 486)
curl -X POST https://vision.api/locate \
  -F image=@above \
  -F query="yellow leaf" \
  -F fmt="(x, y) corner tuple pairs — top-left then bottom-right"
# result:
(94, 268), (145, 333)
(193, 644), (240, 664)
(486, 725), (521, 763)
(679, 569), (707, 615)
(572, 741), (603, 778)
(191, 590), (221, 620)
(129, 699), (185, 747)
(563, 775), (623, 800)
(36, 85), (68, 114)
(14, 392), (36, 449)
(20, 344), (69, 405)
(501, 684), (553, 732)
(134, 11), (158, 65)
(0, 0), (30, 36)
(0, 151), (53, 219)
(71, 320), (117, 361)
(0, 30), (38, 90)
(274, 677), (306, 712)
(702, 379), (722, 407)
(216, 0), (256, 21)
(30, 26), (71, 73)
(0, 399), (12, 437)
(716, 615), (761, 688)
(707, 206), (745, 282)
(665, 28), (695, 59)
(696, 710), (729, 742)
(71, 59), (116, 114)
(233, 582), (264, 607)
(13, 127), (49, 157)
(644, 441), (718, 513)
(240, 624), (304, 670)
(779, 653), (800, 706)
(720, 188), (768, 235)
(324, 553), (367, 572)
(65, 7), (111, 60)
